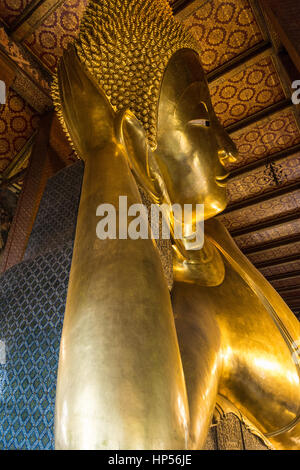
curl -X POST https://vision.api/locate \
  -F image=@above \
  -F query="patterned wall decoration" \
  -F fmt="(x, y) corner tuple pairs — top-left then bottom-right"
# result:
(229, 109), (300, 170)
(182, 0), (264, 72)
(24, 0), (88, 73)
(24, 160), (83, 261)
(0, 27), (51, 94)
(235, 219), (300, 250)
(227, 152), (300, 204)
(0, 0), (33, 26)
(219, 189), (300, 232)
(0, 88), (40, 172)
(210, 56), (285, 128)
(0, 161), (83, 450)
(248, 240), (300, 265)
(259, 259), (300, 278)
(0, 243), (73, 449)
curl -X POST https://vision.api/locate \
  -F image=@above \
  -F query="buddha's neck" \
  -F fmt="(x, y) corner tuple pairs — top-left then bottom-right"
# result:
(173, 235), (226, 287)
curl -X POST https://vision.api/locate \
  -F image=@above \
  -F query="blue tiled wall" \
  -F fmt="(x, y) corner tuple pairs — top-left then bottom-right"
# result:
(0, 161), (84, 450)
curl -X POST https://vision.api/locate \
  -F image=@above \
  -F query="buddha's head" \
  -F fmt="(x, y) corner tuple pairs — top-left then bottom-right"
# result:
(156, 48), (238, 222)
(67, 0), (237, 240)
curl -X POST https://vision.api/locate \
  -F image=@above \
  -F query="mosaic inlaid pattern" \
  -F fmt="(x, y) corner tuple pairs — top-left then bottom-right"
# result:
(210, 57), (285, 127)
(227, 153), (300, 204)
(0, 0), (33, 26)
(235, 219), (300, 250)
(219, 189), (300, 232)
(24, 160), (84, 260)
(204, 413), (269, 450)
(182, 0), (264, 72)
(0, 161), (83, 450)
(0, 89), (40, 172)
(24, 0), (88, 73)
(248, 241), (300, 265)
(260, 260), (300, 278)
(0, 244), (73, 450)
(230, 109), (300, 170)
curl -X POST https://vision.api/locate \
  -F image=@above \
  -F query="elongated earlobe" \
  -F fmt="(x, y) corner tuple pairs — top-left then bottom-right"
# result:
(115, 109), (162, 204)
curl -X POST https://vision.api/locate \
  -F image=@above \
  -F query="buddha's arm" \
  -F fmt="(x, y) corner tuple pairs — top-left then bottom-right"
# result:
(54, 47), (189, 450)
(205, 219), (300, 450)
(171, 281), (223, 450)
(172, 222), (300, 450)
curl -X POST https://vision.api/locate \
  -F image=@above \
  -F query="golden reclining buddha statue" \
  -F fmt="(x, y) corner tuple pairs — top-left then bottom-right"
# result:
(51, 0), (300, 450)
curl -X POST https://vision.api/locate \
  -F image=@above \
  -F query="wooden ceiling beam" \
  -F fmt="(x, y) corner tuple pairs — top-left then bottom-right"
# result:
(261, 0), (300, 73)
(223, 182), (300, 215)
(0, 29), (52, 113)
(207, 41), (272, 83)
(226, 99), (292, 134)
(282, 295), (300, 302)
(0, 169), (27, 189)
(231, 212), (300, 238)
(1, 132), (36, 181)
(243, 234), (300, 255)
(276, 285), (300, 294)
(10, 0), (65, 43)
(254, 253), (300, 269)
(265, 270), (300, 282)
(229, 144), (300, 179)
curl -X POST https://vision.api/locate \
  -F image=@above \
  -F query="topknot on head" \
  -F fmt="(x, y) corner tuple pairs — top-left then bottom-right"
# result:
(75, 0), (200, 149)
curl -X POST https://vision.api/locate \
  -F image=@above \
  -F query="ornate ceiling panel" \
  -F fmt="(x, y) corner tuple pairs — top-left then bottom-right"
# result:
(181, 0), (264, 72)
(227, 152), (300, 204)
(235, 219), (300, 250)
(219, 189), (300, 231)
(24, 0), (88, 73)
(210, 56), (285, 127)
(230, 109), (300, 170)
(0, 27), (50, 93)
(0, 0), (33, 26)
(0, 88), (40, 172)
(248, 240), (300, 264)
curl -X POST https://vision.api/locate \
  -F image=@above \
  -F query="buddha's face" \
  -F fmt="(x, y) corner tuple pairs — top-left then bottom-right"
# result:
(155, 49), (238, 224)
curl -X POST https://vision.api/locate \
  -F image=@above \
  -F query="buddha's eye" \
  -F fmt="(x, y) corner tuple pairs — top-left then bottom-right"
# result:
(188, 119), (210, 128)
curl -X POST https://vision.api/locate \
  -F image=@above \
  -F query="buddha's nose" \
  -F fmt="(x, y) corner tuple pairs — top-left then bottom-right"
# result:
(217, 128), (238, 167)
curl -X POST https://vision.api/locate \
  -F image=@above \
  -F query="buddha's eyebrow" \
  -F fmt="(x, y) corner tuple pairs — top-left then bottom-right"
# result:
(201, 101), (209, 112)
(189, 101), (210, 118)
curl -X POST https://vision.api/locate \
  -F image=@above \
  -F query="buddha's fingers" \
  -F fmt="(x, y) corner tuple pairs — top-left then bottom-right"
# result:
(57, 45), (115, 156)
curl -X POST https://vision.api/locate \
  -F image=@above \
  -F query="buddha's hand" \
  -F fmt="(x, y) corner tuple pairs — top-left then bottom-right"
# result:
(56, 45), (115, 159)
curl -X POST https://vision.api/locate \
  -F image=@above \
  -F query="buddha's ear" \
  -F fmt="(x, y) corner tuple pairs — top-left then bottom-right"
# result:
(115, 109), (161, 203)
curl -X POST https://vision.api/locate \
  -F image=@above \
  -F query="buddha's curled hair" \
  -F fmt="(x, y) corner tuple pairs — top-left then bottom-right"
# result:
(53, 0), (200, 150)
